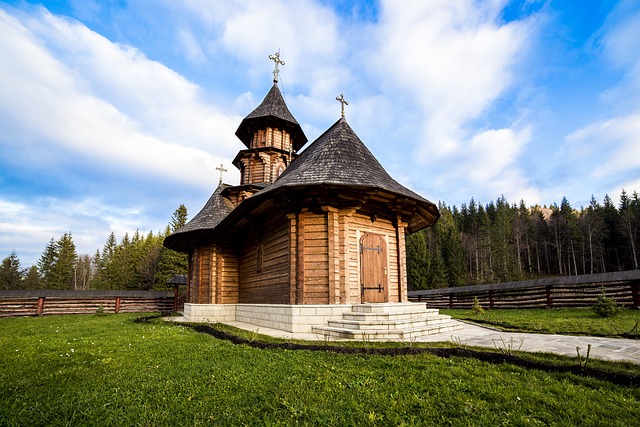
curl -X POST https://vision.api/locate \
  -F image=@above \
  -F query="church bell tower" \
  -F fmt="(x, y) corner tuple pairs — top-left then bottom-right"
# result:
(228, 52), (307, 204)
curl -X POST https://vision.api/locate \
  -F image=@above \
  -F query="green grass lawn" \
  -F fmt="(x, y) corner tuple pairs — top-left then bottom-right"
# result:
(1, 313), (639, 426)
(441, 308), (640, 338)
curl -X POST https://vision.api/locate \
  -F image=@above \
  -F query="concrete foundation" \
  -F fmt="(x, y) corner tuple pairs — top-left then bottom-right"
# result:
(183, 302), (462, 340)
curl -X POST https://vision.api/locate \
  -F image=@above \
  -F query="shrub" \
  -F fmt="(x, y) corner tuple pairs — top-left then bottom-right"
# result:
(592, 288), (623, 318)
(471, 296), (485, 315)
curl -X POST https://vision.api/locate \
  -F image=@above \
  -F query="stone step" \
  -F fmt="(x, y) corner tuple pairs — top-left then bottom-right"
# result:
(351, 303), (430, 314)
(327, 316), (454, 331)
(312, 322), (462, 341)
(342, 311), (447, 322)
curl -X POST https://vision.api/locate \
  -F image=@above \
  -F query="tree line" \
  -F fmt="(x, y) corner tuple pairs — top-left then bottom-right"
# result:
(0, 206), (188, 291)
(407, 190), (640, 289)
(3, 191), (640, 292)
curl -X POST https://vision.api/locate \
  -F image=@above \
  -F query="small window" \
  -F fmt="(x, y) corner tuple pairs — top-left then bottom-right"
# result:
(256, 244), (264, 273)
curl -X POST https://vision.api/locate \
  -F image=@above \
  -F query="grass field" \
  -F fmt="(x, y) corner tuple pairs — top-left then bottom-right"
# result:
(1, 313), (639, 426)
(441, 308), (640, 338)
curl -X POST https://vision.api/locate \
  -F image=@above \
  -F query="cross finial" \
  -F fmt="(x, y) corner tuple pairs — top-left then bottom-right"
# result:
(215, 163), (227, 183)
(268, 51), (285, 83)
(336, 93), (349, 118)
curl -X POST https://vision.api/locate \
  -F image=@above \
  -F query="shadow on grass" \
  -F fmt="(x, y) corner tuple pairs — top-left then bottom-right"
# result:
(178, 321), (640, 388)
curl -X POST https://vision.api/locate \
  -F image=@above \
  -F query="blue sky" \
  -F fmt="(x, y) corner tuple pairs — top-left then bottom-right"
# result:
(1, 0), (640, 267)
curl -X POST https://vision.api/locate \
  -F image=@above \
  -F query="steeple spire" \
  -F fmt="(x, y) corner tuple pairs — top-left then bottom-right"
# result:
(268, 51), (285, 83)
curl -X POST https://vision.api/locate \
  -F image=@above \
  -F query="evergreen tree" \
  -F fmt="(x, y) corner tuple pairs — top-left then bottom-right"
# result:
(52, 233), (77, 289)
(37, 238), (57, 289)
(579, 196), (606, 274)
(170, 204), (188, 232)
(407, 230), (430, 290)
(602, 194), (623, 272)
(490, 196), (517, 282)
(0, 252), (23, 290)
(135, 231), (164, 290)
(22, 265), (41, 289)
(110, 232), (138, 289)
(619, 189), (639, 270)
(94, 233), (118, 289)
(437, 204), (466, 287)
(155, 206), (189, 289)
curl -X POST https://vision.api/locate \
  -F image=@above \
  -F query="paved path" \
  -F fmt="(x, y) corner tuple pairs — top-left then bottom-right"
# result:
(203, 320), (640, 365)
(417, 321), (640, 365)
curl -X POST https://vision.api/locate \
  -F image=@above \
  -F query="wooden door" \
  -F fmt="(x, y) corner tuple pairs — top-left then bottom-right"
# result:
(360, 232), (387, 303)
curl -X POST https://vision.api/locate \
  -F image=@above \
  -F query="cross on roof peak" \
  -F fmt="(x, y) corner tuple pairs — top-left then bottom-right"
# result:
(268, 51), (285, 83)
(336, 93), (349, 118)
(215, 164), (227, 183)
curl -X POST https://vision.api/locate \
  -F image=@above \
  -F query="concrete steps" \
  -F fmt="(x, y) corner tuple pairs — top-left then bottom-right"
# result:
(312, 303), (462, 341)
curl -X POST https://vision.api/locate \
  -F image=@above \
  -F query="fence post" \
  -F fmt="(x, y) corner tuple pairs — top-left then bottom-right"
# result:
(545, 285), (553, 308)
(488, 290), (494, 309)
(448, 294), (453, 309)
(174, 285), (179, 312)
(631, 281), (640, 309)
(115, 296), (121, 314)
(36, 297), (45, 316)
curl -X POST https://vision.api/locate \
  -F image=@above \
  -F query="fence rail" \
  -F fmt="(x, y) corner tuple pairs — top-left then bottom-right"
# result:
(0, 290), (176, 317)
(408, 271), (640, 310)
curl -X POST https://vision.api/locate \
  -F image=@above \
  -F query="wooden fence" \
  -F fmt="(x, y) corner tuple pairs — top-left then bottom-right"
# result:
(0, 290), (177, 318)
(408, 271), (640, 310)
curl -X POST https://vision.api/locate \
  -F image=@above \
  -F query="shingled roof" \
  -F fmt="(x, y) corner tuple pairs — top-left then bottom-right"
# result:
(262, 118), (436, 204)
(165, 108), (439, 253)
(224, 117), (440, 232)
(164, 182), (235, 251)
(235, 83), (308, 151)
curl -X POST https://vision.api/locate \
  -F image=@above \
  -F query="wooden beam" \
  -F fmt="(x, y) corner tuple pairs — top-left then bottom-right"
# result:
(395, 216), (408, 302)
(286, 213), (297, 305)
(296, 211), (306, 304)
(323, 206), (340, 304)
(36, 297), (45, 316)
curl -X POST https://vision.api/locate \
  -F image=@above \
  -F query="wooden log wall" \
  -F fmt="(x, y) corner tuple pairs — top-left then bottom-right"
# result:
(238, 214), (290, 303)
(219, 245), (239, 304)
(0, 290), (175, 317)
(303, 212), (330, 304)
(408, 273), (640, 309)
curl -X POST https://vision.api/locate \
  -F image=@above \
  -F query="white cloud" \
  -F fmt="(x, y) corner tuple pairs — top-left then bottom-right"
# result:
(0, 8), (240, 191)
(167, 0), (346, 100)
(365, 0), (537, 204)
(178, 29), (207, 65)
(565, 114), (640, 178)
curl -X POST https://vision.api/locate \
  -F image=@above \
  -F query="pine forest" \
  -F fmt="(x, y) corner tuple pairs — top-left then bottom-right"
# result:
(407, 190), (640, 289)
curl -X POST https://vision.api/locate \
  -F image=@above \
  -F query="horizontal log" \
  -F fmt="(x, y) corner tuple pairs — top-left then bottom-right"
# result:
(0, 293), (176, 317)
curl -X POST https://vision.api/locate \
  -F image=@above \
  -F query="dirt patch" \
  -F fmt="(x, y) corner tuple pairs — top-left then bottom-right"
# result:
(187, 324), (639, 388)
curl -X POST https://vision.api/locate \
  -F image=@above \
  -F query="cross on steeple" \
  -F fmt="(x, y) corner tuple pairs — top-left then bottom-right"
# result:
(215, 164), (227, 183)
(268, 51), (285, 83)
(336, 93), (349, 118)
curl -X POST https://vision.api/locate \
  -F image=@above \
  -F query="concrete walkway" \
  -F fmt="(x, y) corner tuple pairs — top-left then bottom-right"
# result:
(189, 319), (640, 365)
(419, 321), (640, 365)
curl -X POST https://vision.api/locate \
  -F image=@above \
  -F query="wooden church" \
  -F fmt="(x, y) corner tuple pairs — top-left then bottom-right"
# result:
(164, 54), (460, 339)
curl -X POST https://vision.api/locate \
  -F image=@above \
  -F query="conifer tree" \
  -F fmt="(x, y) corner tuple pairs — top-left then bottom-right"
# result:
(22, 265), (41, 289)
(619, 189), (639, 270)
(0, 252), (23, 290)
(52, 233), (77, 289)
(37, 238), (57, 289)
(156, 206), (189, 289)
(170, 204), (188, 232)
